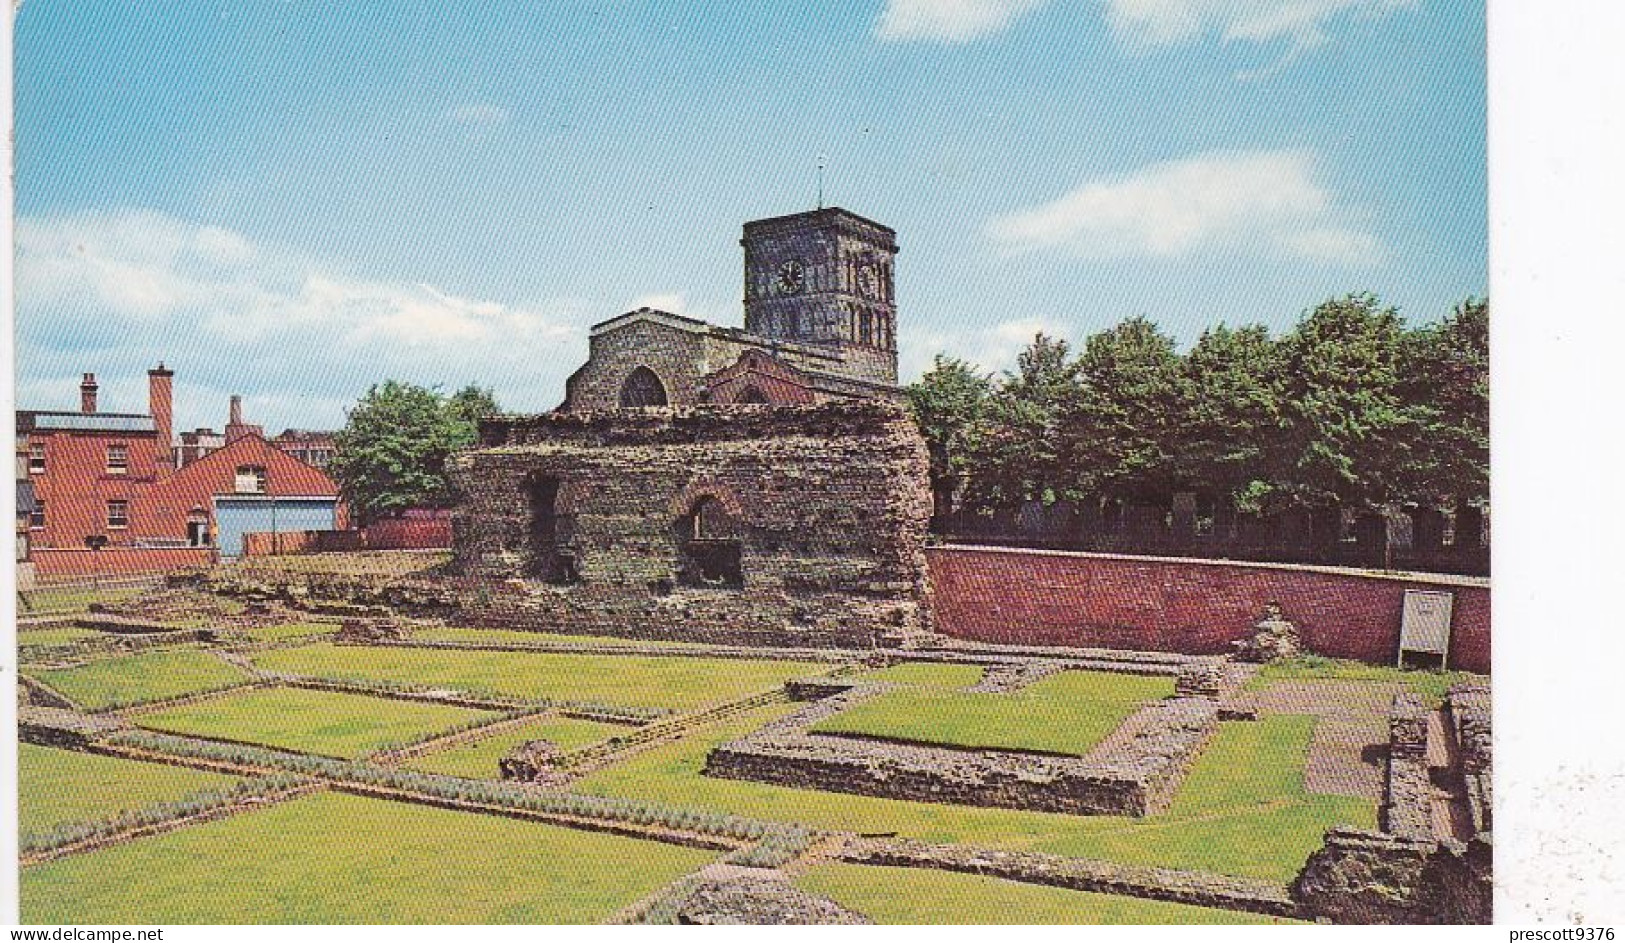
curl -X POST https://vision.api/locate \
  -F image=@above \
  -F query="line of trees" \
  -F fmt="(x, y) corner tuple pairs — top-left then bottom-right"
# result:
(907, 294), (1488, 525)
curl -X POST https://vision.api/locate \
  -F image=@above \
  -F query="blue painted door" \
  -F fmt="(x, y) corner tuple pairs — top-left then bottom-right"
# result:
(214, 496), (338, 558)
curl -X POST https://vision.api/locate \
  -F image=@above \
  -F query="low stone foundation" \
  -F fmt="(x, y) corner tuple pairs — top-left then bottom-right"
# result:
(18, 706), (126, 749)
(647, 871), (872, 925)
(1292, 683), (1493, 923)
(704, 677), (1221, 817)
(837, 837), (1300, 918)
(1292, 827), (1492, 924)
(1382, 692), (1434, 839)
(1448, 683), (1493, 834)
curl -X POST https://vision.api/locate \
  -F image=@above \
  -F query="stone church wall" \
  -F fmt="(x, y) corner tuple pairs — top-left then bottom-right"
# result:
(447, 401), (934, 648)
(564, 316), (718, 409)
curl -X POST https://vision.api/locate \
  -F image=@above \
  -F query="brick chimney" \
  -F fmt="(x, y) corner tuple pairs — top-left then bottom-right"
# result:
(148, 363), (174, 471)
(224, 394), (263, 443)
(80, 373), (99, 414)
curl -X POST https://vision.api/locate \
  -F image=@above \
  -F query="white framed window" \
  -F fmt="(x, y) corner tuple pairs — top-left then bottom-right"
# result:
(106, 499), (129, 529)
(234, 465), (268, 494)
(29, 499), (46, 529)
(106, 443), (129, 475)
(28, 443), (45, 474)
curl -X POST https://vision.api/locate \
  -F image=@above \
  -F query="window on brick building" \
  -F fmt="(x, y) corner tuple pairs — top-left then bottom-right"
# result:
(29, 500), (45, 529)
(106, 500), (129, 529)
(28, 443), (45, 474)
(677, 495), (743, 589)
(234, 465), (268, 494)
(106, 444), (129, 475)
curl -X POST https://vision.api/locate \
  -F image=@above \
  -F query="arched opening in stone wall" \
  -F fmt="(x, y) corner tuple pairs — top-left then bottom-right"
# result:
(737, 384), (770, 404)
(677, 495), (743, 588)
(525, 473), (578, 584)
(619, 366), (669, 407)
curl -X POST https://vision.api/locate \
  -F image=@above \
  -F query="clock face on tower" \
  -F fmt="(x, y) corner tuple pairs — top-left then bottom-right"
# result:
(775, 259), (805, 295)
(857, 264), (880, 299)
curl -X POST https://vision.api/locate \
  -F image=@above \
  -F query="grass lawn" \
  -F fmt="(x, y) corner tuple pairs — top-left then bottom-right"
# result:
(408, 626), (709, 649)
(856, 662), (986, 687)
(403, 714), (631, 779)
(25, 649), (250, 710)
(251, 643), (826, 711)
(18, 744), (242, 835)
(796, 862), (1300, 924)
(20, 791), (716, 924)
(1247, 655), (1485, 704)
(16, 626), (104, 647)
(135, 686), (497, 759)
(812, 670), (1174, 757)
(17, 586), (141, 614)
(574, 706), (1373, 884)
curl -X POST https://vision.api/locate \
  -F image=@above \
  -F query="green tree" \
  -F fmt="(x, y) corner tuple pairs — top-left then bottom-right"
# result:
(445, 384), (501, 443)
(1397, 297), (1489, 506)
(967, 333), (1079, 508)
(905, 356), (993, 515)
(1064, 317), (1182, 503)
(1274, 294), (1411, 510)
(1172, 323), (1285, 511)
(330, 381), (501, 525)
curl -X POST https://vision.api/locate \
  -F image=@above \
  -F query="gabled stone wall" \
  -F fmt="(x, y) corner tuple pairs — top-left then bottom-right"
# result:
(448, 401), (933, 648)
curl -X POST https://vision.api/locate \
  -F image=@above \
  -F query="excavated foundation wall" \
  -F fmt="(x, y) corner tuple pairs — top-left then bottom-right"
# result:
(446, 402), (934, 648)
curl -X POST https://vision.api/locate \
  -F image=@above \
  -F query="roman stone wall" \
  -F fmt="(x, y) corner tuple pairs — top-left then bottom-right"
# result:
(449, 402), (933, 648)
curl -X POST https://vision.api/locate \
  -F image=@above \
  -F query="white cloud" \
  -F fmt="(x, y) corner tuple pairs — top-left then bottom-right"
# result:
(626, 292), (692, 315)
(874, 0), (1415, 52)
(1103, 0), (1419, 51)
(902, 316), (1066, 380)
(15, 209), (586, 430)
(986, 149), (1382, 265)
(445, 102), (510, 126)
(875, 0), (1050, 42)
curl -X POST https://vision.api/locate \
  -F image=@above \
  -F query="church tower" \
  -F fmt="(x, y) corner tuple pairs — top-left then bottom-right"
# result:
(741, 208), (899, 386)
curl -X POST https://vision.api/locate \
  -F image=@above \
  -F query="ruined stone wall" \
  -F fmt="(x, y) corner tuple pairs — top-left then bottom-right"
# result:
(449, 402), (933, 648)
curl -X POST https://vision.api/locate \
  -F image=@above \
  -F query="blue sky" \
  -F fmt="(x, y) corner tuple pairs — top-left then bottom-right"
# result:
(14, 0), (1485, 433)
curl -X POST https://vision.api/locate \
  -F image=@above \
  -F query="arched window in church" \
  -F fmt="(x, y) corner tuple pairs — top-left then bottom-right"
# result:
(620, 366), (668, 407)
(737, 385), (770, 404)
(677, 495), (743, 588)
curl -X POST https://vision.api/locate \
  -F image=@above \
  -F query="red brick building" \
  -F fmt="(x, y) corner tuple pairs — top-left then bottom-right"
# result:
(18, 368), (173, 551)
(269, 428), (338, 470)
(18, 366), (342, 571)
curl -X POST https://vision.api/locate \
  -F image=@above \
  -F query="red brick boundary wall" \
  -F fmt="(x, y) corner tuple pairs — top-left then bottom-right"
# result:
(32, 547), (215, 580)
(361, 516), (452, 550)
(926, 546), (1490, 674)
